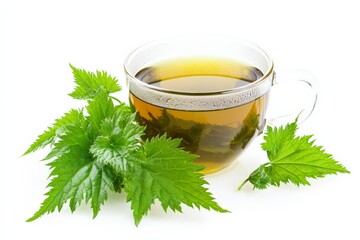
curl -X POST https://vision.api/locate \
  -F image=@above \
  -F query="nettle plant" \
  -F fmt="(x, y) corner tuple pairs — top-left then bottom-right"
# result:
(24, 65), (349, 225)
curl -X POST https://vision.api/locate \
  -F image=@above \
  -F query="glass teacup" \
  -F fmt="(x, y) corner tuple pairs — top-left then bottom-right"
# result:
(124, 36), (317, 173)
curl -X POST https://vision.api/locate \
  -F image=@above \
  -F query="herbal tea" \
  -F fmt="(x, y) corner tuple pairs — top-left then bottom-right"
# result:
(129, 58), (268, 173)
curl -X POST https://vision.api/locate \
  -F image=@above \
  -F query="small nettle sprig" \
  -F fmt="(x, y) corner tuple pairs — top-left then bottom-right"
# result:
(238, 118), (350, 190)
(24, 65), (349, 225)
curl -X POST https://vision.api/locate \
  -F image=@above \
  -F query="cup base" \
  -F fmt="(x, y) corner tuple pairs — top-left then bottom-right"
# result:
(199, 161), (237, 175)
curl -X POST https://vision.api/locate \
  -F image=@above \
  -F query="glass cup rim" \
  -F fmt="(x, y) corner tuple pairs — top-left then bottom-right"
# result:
(124, 36), (274, 96)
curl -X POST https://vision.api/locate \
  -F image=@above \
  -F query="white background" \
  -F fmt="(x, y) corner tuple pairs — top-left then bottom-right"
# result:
(1, 0), (359, 239)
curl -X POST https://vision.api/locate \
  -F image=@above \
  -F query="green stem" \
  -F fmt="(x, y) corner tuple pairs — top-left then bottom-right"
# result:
(110, 96), (122, 105)
(237, 177), (250, 191)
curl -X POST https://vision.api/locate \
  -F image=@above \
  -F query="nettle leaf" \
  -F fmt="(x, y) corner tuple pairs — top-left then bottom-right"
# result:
(90, 111), (145, 173)
(27, 124), (115, 221)
(254, 135), (349, 188)
(23, 109), (85, 155)
(261, 120), (298, 161)
(125, 135), (229, 226)
(239, 119), (350, 190)
(69, 64), (121, 100)
(86, 91), (115, 133)
(230, 102), (260, 149)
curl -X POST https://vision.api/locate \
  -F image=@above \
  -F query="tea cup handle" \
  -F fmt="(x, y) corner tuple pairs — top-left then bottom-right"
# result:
(265, 70), (318, 127)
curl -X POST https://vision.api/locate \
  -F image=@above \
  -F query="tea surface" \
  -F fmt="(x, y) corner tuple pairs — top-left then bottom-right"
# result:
(135, 58), (263, 93)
